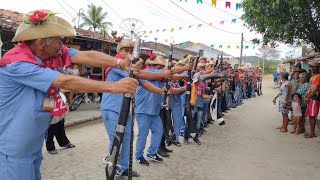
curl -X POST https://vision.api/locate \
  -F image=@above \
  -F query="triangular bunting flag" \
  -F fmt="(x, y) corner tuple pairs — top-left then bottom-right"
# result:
(262, 45), (266, 48)
(189, 25), (193, 28)
(156, 30), (159, 33)
(219, 45), (223, 48)
(210, 45), (214, 48)
(236, 3), (241, 10)
(226, 2), (231, 8)
(165, 39), (168, 43)
(212, 0), (216, 6)
(179, 27), (182, 31)
(253, 46), (255, 49)
(245, 46), (249, 49)
(171, 28), (174, 32)
(162, 29), (166, 32)
(196, 0), (203, 4)
(149, 30), (152, 34)
(143, 31), (146, 34)
(236, 46), (240, 49)
(154, 37), (158, 42)
(227, 45), (231, 49)
(209, 22), (213, 26)
(220, 21), (225, 25)
(197, 24), (202, 28)
(231, 19), (237, 23)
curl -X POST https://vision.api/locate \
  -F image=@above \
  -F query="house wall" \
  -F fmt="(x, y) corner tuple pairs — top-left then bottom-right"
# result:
(184, 45), (223, 59)
(301, 61), (309, 71)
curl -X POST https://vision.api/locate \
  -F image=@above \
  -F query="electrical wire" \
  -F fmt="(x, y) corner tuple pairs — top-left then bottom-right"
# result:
(101, 0), (124, 20)
(169, 0), (241, 34)
(40, 0), (69, 17)
(61, 0), (79, 14)
(135, 0), (189, 27)
(55, 0), (76, 18)
(203, 1), (241, 18)
(145, 0), (189, 25)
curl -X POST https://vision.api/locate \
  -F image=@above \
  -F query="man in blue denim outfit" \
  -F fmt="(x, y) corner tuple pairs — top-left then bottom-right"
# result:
(0, 10), (141, 180)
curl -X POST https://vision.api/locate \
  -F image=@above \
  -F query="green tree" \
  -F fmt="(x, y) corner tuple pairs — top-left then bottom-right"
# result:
(80, 4), (112, 33)
(241, 0), (320, 52)
(256, 47), (281, 73)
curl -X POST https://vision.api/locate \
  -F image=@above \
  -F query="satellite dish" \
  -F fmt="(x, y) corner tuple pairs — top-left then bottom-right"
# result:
(119, 18), (145, 39)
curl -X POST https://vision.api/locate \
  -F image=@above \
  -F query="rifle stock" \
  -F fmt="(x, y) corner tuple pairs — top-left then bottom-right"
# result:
(161, 44), (174, 141)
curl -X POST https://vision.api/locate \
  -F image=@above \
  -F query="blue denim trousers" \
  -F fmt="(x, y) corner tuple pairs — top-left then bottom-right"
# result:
(135, 113), (163, 158)
(101, 110), (132, 171)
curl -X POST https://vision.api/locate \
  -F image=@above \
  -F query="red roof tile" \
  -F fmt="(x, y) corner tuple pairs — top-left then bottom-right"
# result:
(0, 9), (23, 31)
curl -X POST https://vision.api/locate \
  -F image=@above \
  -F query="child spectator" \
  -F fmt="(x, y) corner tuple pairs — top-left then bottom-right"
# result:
(290, 93), (303, 134)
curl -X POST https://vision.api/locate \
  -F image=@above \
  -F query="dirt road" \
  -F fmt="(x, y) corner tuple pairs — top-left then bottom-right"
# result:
(41, 75), (320, 180)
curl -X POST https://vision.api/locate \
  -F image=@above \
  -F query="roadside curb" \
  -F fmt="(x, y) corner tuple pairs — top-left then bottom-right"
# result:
(65, 115), (102, 128)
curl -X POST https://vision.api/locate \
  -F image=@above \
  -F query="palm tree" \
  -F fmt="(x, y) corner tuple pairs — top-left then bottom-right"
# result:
(80, 4), (112, 33)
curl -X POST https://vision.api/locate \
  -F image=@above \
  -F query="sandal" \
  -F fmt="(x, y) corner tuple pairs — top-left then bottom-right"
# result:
(64, 143), (76, 148)
(304, 133), (317, 138)
(279, 128), (287, 133)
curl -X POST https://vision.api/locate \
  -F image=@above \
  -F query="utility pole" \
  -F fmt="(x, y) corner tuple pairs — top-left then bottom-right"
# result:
(240, 32), (244, 66)
(77, 8), (84, 34)
(262, 58), (265, 74)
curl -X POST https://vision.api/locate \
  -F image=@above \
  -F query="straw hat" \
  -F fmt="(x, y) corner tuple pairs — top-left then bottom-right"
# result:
(181, 54), (195, 62)
(175, 60), (187, 66)
(145, 55), (165, 66)
(163, 59), (177, 67)
(199, 56), (207, 61)
(12, 9), (76, 42)
(197, 63), (206, 69)
(208, 60), (215, 65)
(116, 39), (134, 53)
(309, 61), (320, 67)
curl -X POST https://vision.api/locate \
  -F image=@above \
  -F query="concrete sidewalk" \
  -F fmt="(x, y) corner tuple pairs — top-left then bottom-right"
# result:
(64, 103), (101, 127)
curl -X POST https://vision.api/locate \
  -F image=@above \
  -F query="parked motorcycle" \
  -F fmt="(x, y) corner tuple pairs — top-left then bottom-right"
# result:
(69, 92), (100, 111)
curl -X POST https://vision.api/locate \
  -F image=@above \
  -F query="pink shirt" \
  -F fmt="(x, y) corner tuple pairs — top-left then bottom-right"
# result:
(292, 101), (302, 116)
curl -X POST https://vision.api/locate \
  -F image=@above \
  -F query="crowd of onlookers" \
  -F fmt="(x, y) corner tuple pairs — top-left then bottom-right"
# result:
(273, 62), (320, 138)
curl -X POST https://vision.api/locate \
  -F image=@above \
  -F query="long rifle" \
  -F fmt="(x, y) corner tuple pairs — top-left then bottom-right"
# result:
(160, 43), (174, 142)
(185, 49), (203, 134)
(105, 38), (141, 180)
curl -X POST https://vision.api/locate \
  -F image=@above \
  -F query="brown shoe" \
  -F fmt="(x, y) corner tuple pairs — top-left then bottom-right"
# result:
(64, 143), (76, 148)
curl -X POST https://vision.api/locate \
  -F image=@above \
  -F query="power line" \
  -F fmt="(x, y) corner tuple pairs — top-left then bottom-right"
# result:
(136, 0), (182, 25)
(61, 0), (79, 14)
(169, 0), (241, 34)
(145, 0), (189, 25)
(40, 0), (68, 17)
(203, 2), (240, 18)
(101, 0), (124, 20)
(55, 0), (76, 19)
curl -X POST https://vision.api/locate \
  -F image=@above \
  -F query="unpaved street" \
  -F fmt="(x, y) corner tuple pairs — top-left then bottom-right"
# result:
(41, 75), (320, 180)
